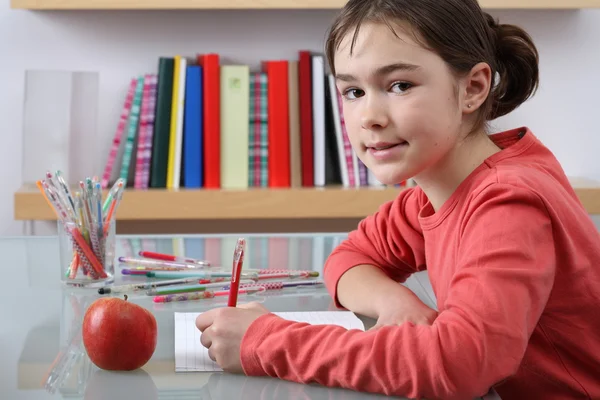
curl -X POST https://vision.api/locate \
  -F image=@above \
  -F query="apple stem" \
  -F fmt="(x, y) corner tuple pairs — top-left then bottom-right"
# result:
(124, 294), (128, 301)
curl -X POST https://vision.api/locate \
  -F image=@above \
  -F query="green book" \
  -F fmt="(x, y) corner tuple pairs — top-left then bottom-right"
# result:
(220, 65), (250, 189)
(150, 57), (174, 188)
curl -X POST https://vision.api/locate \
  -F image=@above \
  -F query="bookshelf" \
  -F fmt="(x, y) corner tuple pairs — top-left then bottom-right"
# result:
(14, 185), (404, 221)
(10, 0), (600, 9)
(11, 4), (600, 235)
(13, 178), (600, 224)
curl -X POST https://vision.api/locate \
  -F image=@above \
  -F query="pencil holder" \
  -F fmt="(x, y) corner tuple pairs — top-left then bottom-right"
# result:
(58, 218), (116, 288)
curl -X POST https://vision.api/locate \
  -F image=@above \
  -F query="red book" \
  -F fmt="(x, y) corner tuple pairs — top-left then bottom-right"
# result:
(262, 60), (290, 188)
(197, 53), (220, 189)
(298, 51), (314, 187)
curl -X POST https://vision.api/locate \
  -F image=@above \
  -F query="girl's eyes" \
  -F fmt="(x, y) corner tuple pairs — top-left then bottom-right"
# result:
(343, 88), (365, 100)
(391, 81), (413, 93)
(341, 81), (413, 100)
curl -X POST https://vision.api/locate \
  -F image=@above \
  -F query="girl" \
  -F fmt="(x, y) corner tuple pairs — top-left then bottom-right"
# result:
(196, 1), (600, 399)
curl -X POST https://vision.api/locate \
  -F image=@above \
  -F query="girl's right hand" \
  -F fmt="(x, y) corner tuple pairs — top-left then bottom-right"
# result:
(370, 286), (439, 330)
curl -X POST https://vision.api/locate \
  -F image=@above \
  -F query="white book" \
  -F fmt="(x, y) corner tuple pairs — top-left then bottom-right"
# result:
(353, 151), (361, 188)
(328, 74), (349, 187)
(311, 54), (326, 187)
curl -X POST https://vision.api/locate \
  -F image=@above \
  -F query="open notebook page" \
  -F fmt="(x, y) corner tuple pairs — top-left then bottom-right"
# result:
(174, 311), (365, 372)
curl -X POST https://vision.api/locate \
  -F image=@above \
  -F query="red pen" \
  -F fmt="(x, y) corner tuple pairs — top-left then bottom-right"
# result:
(227, 238), (246, 307)
(138, 250), (210, 266)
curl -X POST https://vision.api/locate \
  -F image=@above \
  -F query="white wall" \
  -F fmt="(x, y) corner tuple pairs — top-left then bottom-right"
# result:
(1, 5), (599, 236)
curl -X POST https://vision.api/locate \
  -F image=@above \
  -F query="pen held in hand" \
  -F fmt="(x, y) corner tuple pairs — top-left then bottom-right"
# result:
(227, 238), (246, 307)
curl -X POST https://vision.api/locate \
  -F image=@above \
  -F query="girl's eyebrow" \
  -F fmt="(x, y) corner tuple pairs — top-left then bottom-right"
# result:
(335, 62), (421, 82)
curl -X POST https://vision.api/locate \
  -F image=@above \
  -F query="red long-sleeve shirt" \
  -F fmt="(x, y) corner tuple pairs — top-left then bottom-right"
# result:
(240, 127), (600, 399)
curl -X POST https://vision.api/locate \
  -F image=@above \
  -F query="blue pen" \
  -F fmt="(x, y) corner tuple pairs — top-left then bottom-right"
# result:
(95, 182), (103, 236)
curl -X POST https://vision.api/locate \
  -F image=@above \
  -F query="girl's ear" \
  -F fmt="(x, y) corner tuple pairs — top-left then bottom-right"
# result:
(462, 62), (492, 114)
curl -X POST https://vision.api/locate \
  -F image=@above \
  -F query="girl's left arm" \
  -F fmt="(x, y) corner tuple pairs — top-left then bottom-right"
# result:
(239, 183), (556, 400)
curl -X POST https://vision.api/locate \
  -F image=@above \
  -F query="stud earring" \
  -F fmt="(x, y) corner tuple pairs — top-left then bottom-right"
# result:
(467, 104), (472, 108)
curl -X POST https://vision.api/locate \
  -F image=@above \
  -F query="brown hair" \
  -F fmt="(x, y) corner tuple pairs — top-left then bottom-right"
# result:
(325, 0), (540, 128)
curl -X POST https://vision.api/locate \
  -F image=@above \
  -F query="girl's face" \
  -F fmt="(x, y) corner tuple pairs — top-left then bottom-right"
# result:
(334, 21), (468, 185)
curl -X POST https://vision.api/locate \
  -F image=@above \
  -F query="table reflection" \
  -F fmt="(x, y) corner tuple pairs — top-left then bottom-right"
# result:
(32, 287), (387, 400)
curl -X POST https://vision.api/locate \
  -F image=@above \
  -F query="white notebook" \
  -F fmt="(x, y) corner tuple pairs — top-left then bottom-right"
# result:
(174, 311), (365, 372)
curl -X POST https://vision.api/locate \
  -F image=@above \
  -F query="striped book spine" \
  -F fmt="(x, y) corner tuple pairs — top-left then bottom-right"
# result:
(119, 76), (145, 183)
(134, 75), (152, 188)
(248, 74), (256, 186)
(141, 74), (157, 189)
(358, 159), (368, 186)
(101, 78), (136, 189)
(258, 73), (268, 187)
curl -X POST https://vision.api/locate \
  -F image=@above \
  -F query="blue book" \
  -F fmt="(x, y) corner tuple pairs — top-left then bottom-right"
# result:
(183, 65), (203, 188)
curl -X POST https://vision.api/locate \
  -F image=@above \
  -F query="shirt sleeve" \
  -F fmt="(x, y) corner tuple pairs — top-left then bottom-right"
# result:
(323, 187), (427, 306)
(240, 183), (557, 400)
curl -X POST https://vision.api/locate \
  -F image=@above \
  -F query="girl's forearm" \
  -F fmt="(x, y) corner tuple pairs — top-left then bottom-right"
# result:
(335, 264), (416, 319)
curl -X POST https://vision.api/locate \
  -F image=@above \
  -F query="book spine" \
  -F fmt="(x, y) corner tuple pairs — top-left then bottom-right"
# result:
(248, 74), (256, 187)
(141, 74), (157, 189)
(101, 78), (136, 189)
(134, 75), (152, 189)
(337, 91), (355, 187)
(259, 73), (268, 188)
(119, 76), (144, 183)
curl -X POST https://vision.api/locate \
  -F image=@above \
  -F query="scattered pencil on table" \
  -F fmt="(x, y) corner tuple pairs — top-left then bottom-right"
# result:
(145, 279), (255, 296)
(138, 250), (210, 266)
(231, 280), (325, 291)
(36, 171), (125, 283)
(97, 277), (209, 294)
(255, 269), (319, 277)
(118, 256), (205, 269)
(153, 287), (264, 303)
(143, 270), (259, 280)
(257, 271), (319, 280)
(119, 265), (203, 273)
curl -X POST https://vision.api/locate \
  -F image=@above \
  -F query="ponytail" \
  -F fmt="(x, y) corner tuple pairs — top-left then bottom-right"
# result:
(485, 13), (540, 120)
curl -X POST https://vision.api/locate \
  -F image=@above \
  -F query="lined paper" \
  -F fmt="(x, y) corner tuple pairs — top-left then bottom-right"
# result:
(174, 311), (365, 372)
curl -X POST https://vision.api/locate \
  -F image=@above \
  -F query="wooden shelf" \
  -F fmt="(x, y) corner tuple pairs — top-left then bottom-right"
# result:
(14, 179), (600, 222)
(14, 184), (405, 221)
(10, 0), (600, 10)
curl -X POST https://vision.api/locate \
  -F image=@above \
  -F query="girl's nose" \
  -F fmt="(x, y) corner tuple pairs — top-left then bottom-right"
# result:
(360, 95), (389, 130)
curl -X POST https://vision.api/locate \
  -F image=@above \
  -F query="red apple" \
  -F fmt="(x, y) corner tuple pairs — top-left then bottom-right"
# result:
(82, 294), (157, 371)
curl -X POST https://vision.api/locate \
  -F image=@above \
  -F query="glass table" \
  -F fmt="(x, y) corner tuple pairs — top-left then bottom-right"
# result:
(0, 232), (494, 400)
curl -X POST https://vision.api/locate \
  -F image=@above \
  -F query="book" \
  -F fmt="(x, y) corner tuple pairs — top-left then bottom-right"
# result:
(150, 57), (175, 188)
(220, 65), (250, 189)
